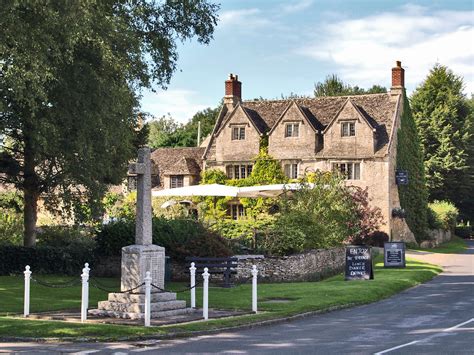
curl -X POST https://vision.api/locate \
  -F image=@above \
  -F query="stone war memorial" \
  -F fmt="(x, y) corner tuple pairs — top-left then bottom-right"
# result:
(90, 147), (189, 319)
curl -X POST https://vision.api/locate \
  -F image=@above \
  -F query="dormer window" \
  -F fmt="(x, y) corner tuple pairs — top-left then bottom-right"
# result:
(285, 123), (299, 137)
(341, 122), (356, 137)
(232, 126), (245, 140)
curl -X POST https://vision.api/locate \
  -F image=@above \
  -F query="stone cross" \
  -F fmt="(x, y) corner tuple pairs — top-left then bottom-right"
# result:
(128, 147), (152, 245)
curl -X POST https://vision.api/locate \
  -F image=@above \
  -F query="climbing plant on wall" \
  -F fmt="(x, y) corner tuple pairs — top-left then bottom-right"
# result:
(396, 93), (429, 241)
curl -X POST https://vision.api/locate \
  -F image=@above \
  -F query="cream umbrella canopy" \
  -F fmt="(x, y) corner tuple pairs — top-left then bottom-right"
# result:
(152, 183), (239, 197)
(237, 183), (314, 198)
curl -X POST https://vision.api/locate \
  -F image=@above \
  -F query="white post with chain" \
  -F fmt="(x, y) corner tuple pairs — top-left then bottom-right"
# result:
(24, 265), (31, 317)
(190, 262), (196, 308)
(203, 267), (210, 320)
(251, 265), (258, 313)
(144, 271), (152, 327)
(81, 263), (90, 323)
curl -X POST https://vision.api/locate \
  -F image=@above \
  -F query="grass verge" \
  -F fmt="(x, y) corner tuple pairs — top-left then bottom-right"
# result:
(410, 235), (468, 254)
(0, 257), (441, 340)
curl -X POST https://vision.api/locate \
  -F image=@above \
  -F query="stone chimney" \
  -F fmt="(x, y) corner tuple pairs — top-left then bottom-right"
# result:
(391, 61), (405, 95)
(224, 73), (241, 108)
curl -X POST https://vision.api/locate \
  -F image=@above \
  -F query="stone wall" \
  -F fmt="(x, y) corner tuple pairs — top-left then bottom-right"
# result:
(170, 248), (345, 283)
(420, 229), (452, 248)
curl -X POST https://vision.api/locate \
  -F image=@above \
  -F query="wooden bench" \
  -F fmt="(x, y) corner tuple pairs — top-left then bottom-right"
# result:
(185, 257), (238, 288)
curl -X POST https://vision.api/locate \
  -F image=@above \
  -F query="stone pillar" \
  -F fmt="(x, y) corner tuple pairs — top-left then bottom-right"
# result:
(121, 147), (165, 292)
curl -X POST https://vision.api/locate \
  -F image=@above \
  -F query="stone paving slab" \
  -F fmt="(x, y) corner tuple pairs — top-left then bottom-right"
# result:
(22, 308), (251, 326)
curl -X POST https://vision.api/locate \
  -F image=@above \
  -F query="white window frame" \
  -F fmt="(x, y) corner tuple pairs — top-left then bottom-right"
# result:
(341, 121), (356, 137)
(332, 162), (361, 180)
(231, 126), (246, 140)
(284, 163), (298, 179)
(285, 122), (300, 138)
(170, 175), (184, 188)
(229, 204), (245, 220)
(226, 164), (253, 179)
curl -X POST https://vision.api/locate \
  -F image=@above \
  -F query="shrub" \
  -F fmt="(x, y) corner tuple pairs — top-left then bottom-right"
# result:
(267, 174), (359, 255)
(36, 225), (96, 251)
(428, 201), (459, 231)
(0, 192), (24, 245)
(365, 231), (389, 247)
(95, 217), (232, 260)
(346, 187), (385, 245)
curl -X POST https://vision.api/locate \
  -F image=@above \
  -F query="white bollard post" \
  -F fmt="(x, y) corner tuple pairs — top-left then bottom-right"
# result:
(80, 263), (90, 323)
(190, 262), (196, 309)
(24, 265), (31, 317)
(251, 265), (258, 314)
(202, 267), (210, 320)
(144, 271), (152, 327)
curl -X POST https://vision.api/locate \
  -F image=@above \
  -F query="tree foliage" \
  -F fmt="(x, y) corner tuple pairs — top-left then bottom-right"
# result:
(410, 64), (472, 220)
(147, 105), (221, 148)
(0, 1), (219, 245)
(314, 74), (386, 97)
(397, 94), (429, 241)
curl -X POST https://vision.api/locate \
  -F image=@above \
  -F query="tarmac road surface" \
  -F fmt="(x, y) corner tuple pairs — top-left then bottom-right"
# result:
(1, 241), (473, 354)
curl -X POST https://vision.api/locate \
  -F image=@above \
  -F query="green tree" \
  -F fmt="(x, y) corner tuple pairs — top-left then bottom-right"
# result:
(147, 114), (180, 149)
(0, 1), (219, 246)
(410, 65), (472, 219)
(314, 74), (386, 97)
(148, 105), (221, 148)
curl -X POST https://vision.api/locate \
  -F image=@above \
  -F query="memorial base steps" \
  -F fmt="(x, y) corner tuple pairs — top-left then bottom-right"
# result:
(89, 291), (192, 319)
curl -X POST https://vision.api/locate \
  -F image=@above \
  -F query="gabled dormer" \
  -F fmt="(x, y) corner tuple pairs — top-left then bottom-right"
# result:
(268, 101), (321, 160)
(214, 104), (262, 162)
(322, 98), (378, 157)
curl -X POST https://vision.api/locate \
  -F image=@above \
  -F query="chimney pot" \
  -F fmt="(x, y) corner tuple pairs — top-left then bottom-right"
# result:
(391, 60), (405, 89)
(224, 73), (242, 106)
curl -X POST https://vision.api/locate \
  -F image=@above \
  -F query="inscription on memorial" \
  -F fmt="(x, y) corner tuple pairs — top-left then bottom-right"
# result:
(345, 246), (374, 280)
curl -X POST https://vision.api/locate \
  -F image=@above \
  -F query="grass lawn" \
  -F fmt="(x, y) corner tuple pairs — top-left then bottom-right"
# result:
(0, 257), (442, 340)
(410, 235), (469, 254)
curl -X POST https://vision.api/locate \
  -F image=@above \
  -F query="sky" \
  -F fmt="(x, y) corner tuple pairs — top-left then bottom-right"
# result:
(140, 0), (474, 123)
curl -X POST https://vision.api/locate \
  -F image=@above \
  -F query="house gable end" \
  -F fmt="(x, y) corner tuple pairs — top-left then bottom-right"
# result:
(268, 101), (318, 135)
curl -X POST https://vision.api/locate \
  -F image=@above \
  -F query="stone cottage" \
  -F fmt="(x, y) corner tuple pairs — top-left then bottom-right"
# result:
(151, 62), (414, 242)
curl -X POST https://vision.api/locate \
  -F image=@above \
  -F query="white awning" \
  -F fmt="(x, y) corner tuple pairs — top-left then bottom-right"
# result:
(152, 183), (239, 197)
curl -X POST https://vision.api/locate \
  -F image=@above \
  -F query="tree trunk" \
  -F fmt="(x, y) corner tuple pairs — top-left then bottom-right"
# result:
(23, 133), (39, 247)
(23, 187), (38, 247)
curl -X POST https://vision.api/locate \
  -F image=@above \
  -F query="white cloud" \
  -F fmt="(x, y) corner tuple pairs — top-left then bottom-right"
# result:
(140, 89), (210, 124)
(219, 8), (271, 29)
(280, 0), (314, 14)
(298, 6), (474, 93)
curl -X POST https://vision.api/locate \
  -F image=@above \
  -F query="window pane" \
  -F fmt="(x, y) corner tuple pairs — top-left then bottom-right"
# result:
(294, 124), (299, 137)
(247, 165), (253, 177)
(226, 166), (233, 179)
(342, 123), (348, 136)
(241, 165), (246, 178)
(239, 205), (245, 217)
(177, 176), (183, 187)
(284, 164), (290, 177)
(350, 123), (355, 136)
(285, 124), (292, 137)
(240, 127), (245, 140)
(292, 164), (298, 179)
(354, 163), (360, 180)
(347, 163), (353, 179)
(232, 127), (238, 140)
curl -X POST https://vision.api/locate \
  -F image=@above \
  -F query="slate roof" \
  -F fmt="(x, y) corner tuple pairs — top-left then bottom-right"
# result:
(214, 93), (398, 154)
(150, 147), (205, 188)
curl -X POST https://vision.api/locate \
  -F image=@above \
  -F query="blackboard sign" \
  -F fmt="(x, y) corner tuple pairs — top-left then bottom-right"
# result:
(396, 170), (409, 185)
(384, 242), (406, 268)
(345, 246), (374, 280)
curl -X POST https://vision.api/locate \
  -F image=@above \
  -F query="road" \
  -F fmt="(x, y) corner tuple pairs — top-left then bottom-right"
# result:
(1, 241), (473, 354)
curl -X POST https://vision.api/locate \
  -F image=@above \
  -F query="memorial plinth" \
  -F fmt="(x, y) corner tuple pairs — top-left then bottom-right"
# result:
(121, 244), (165, 293)
(90, 147), (189, 319)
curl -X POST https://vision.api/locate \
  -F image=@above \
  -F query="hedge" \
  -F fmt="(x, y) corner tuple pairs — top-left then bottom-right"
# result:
(0, 245), (93, 275)
(95, 217), (232, 261)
